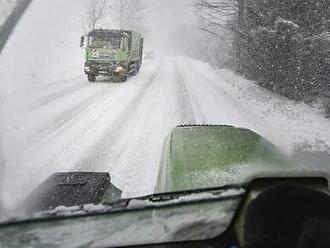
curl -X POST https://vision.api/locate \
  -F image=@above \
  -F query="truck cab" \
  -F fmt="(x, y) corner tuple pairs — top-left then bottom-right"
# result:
(80, 29), (143, 82)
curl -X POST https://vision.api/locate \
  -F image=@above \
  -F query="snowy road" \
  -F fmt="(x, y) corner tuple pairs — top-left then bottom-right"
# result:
(2, 55), (330, 209)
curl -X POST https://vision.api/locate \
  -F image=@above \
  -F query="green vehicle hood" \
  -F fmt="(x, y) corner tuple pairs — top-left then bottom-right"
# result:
(157, 125), (294, 192)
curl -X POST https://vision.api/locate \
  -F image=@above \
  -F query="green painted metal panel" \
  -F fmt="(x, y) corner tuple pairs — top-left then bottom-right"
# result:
(157, 126), (293, 193)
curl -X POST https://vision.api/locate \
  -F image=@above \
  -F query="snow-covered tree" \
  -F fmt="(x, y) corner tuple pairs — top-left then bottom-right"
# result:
(196, 0), (330, 104)
(117, 0), (146, 32)
(85, 0), (111, 31)
(194, 0), (241, 68)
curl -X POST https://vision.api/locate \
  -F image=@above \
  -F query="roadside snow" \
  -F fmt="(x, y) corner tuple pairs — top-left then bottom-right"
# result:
(217, 69), (330, 153)
(175, 57), (330, 168)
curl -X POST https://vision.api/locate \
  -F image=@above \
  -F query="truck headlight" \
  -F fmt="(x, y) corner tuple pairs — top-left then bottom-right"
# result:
(84, 66), (90, 71)
(115, 66), (124, 72)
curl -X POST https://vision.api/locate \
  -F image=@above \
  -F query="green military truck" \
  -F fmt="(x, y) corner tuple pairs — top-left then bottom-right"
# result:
(80, 29), (143, 82)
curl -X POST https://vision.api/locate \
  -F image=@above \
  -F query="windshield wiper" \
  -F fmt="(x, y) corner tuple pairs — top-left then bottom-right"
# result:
(134, 184), (244, 203)
(0, 185), (245, 226)
(102, 184), (245, 213)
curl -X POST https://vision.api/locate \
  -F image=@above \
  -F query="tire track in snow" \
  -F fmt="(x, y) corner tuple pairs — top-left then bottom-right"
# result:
(33, 61), (160, 163)
(45, 69), (159, 166)
(28, 86), (112, 144)
(173, 67), (197, 124)
(36, 78), (88, 106)
(176, 57), (289, 151)
(115, 73), (166, 196)
(5, 61), (161, 201)
(73, 59), (178, 196)
(114, 59), (197, 197)
(72, 65), (160, 171)
(173, 62), (208, 124)
(120, 133), (152, 196)
(28, 62), (158, 148)
(27, 75), (86, 110)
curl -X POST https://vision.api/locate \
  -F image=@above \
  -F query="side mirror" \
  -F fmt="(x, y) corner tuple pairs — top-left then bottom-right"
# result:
(80, 36), (84, 48)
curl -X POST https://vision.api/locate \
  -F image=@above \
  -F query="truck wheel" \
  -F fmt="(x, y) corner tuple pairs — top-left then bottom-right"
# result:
(129, 62), (139, 76)
(136, 61), (142, 73)
(87, 74), (96, 82)
(120, 75), (128, 82)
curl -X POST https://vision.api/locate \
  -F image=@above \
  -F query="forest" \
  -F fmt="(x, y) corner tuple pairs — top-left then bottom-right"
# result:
(196, 0), (330, 114)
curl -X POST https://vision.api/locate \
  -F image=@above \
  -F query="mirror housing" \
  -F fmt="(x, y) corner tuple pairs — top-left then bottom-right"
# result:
(80, 36), (84, 48)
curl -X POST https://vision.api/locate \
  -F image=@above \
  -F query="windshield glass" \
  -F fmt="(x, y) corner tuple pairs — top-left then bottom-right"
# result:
(0, 0), (329, 245)
(89, 35), (122, 49)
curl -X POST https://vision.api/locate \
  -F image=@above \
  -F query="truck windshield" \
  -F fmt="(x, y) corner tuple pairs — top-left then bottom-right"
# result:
(89, 36), (122, 49)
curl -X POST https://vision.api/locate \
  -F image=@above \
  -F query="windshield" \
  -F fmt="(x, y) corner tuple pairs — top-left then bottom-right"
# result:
(89, 35), (122, 49)
(0, 0), (329, 246)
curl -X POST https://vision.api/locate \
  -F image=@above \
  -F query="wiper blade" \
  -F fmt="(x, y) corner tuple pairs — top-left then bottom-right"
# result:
(98, 184), (244, 210)
(135, 184), (244, 203)
(0, 185), (245, 226)
(111, 185), (246, 212)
